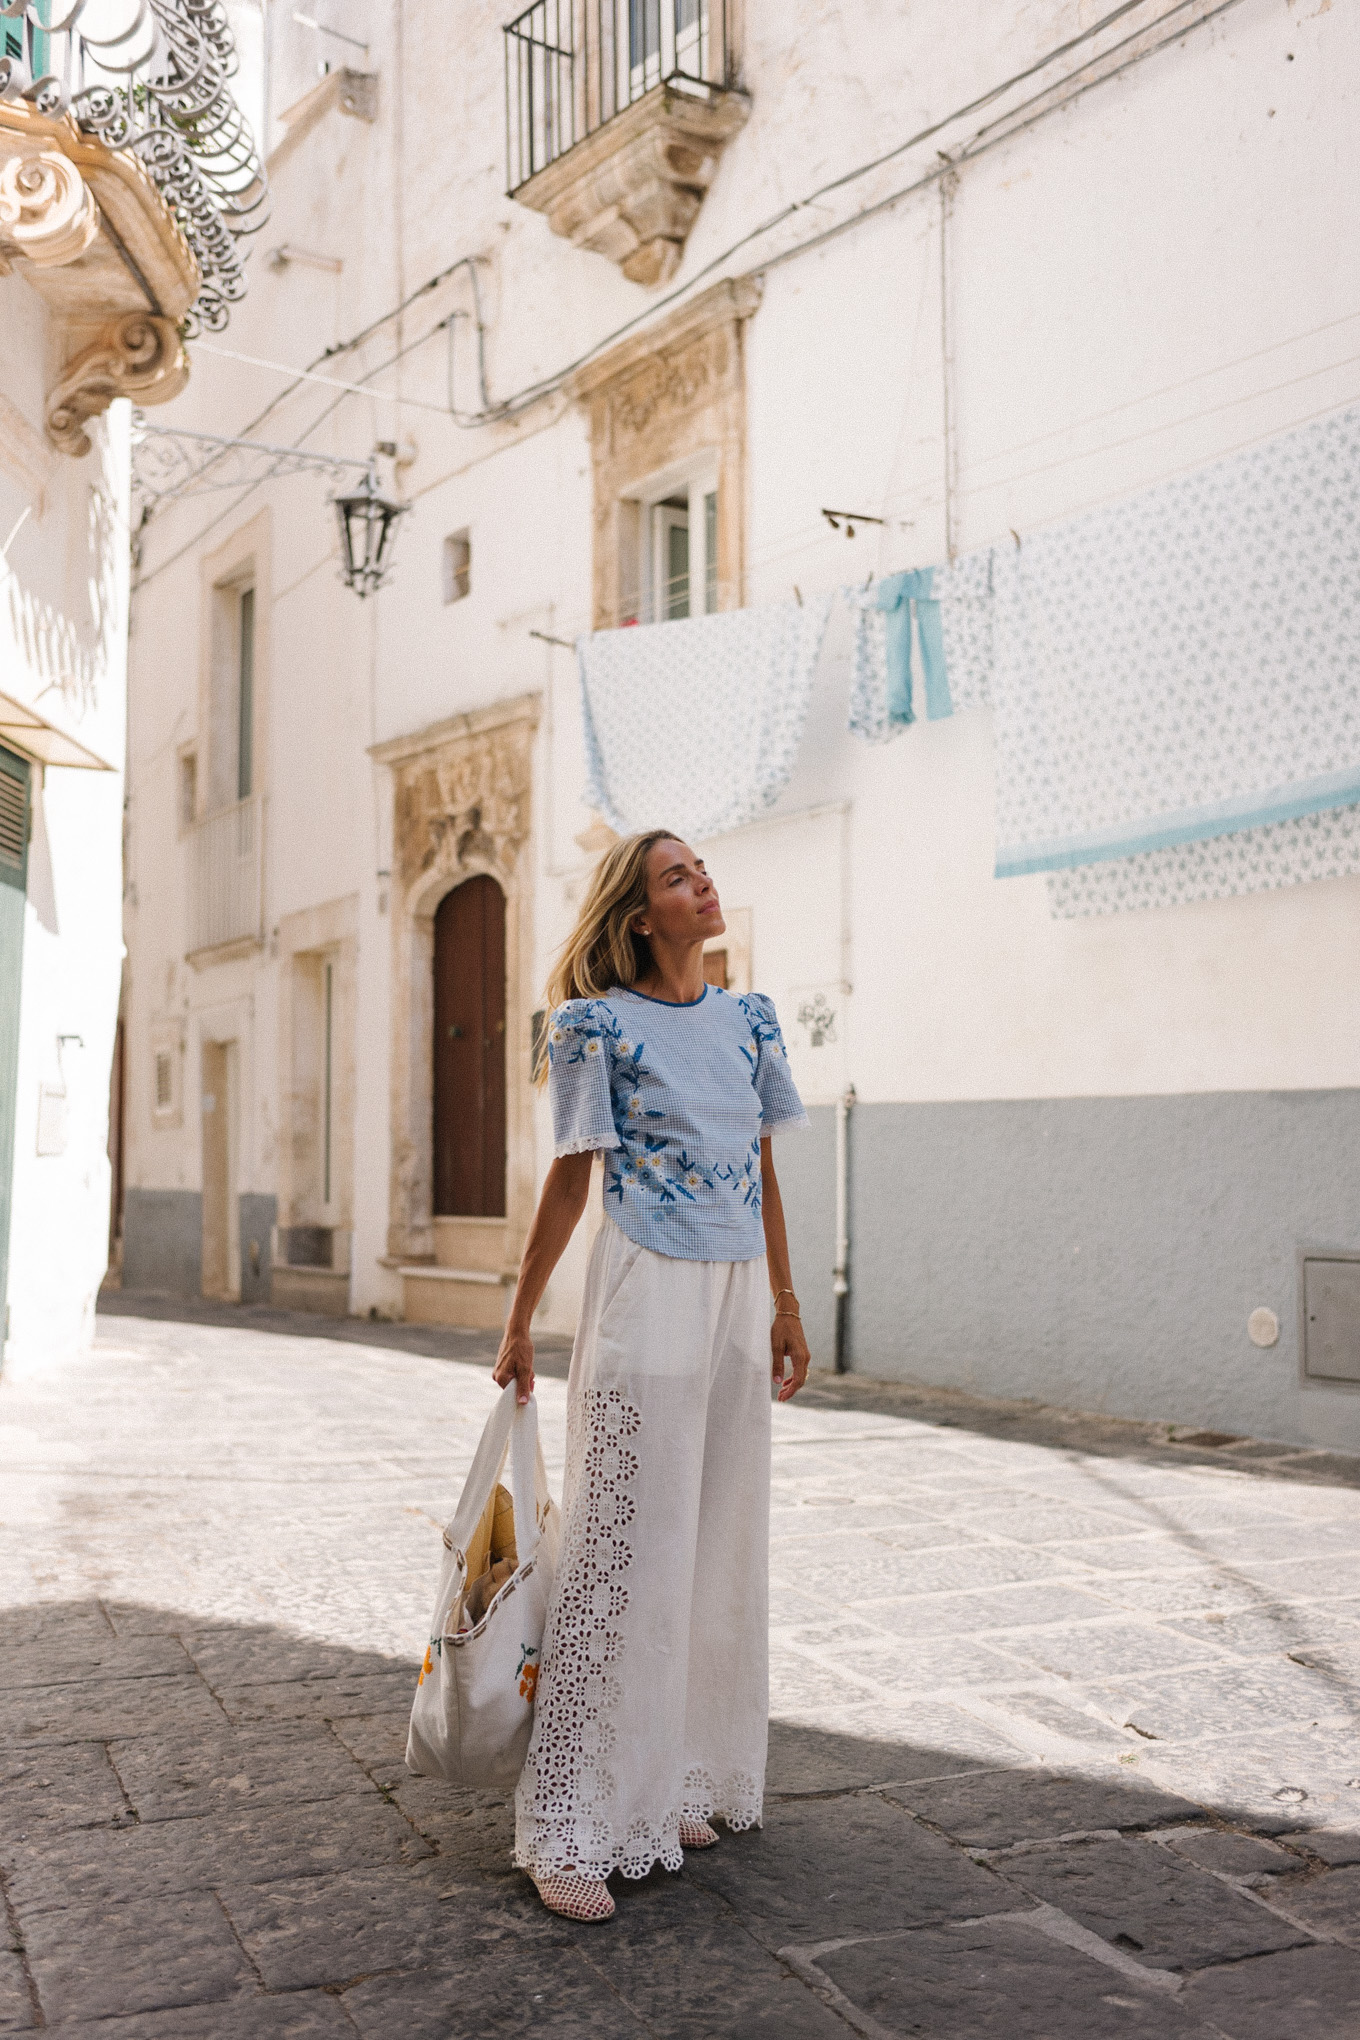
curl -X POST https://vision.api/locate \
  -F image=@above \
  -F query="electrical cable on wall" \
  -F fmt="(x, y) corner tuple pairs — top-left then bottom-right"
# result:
(135, 0), (1255, 585)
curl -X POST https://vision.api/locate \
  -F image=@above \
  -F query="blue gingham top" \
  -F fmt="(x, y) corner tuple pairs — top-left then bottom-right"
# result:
(547, 985), (808, 1261)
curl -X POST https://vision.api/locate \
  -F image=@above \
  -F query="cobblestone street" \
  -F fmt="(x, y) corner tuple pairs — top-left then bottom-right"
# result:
(3, 1301), (1360, 2037)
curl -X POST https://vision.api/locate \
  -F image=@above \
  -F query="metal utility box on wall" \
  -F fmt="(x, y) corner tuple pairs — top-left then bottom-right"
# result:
(1300, 1250), (1360, 1389)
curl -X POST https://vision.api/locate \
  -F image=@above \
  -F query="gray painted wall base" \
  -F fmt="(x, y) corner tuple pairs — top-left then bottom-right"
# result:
(122, 1189), (202, 1297)
(777, 1092), (1360, 1453)
(123, 1189), (278, 1306)
(239, 1194), (276, 1307)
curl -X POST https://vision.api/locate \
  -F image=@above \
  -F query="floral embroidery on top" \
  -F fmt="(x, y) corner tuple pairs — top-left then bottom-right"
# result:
(546, 986), (807, 1261)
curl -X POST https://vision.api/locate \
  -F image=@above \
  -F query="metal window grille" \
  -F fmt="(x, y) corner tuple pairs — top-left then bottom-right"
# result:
(442, 531), (471, 603)
(188, 792), (262, 953)
(504, 0), (733, 192)
(0, 0), (269, 334)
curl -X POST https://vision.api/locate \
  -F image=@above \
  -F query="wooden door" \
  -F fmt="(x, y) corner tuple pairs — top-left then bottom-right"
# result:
(433, 876), (506, 1217)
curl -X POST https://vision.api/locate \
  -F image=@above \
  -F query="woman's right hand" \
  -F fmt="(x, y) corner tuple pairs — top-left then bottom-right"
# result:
(494, 1322), (536, 1405)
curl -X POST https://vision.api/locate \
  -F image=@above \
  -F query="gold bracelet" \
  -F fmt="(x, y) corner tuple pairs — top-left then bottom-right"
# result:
(773, 1288), (799, 1310)
(774, 1308), (801, 1320)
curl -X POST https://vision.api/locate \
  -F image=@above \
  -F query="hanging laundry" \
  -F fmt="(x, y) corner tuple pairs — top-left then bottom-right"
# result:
(1046, 801), (1360, 917)
(847, 555), (993, 742)
(579, 597), (833, 842)
(990, 404), (1360, 878)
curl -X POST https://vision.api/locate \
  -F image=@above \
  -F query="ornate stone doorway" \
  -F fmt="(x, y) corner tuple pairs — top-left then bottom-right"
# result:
(370, 694), (538, 1329)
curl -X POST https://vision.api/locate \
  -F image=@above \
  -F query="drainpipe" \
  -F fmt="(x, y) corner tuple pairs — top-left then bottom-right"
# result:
(833, 1083), (855, 1373)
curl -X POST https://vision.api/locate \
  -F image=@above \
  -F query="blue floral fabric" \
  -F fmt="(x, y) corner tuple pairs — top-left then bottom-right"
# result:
(546, 986), (808, 1262)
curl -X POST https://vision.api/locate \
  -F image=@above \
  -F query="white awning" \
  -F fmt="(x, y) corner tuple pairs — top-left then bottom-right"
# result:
(0, 690), (114, 771)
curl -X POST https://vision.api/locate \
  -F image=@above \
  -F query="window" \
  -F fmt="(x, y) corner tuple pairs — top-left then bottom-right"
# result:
(654, 497), (689, 619)
(442, 530), (471, 604)
(237, 586), (255, 800)
(208, 571), (258, 814)
(178, 749), (197, 831)
(0, 749), (27, 875)
(632, 469), (718, 623)
(629, 0), (708, 92)
(150, 1026), (183, 1127)
(322, 958), (334, 1207)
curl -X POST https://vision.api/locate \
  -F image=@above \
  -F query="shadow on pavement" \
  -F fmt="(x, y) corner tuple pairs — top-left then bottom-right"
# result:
(2, 1598), (1358, 2037)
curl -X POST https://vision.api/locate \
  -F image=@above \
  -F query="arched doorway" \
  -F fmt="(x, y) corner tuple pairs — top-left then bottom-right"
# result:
(432, 874), (506, 1217)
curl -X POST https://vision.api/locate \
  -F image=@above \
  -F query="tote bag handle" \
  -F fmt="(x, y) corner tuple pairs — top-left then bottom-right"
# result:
(444, 1382), (543, 1569)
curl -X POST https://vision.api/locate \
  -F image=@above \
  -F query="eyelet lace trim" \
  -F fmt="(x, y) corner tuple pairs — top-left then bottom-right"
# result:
(515, 1387), (766, 1881)
(517, 1386), (645, 1878)
(553, 1134), (621, 1158)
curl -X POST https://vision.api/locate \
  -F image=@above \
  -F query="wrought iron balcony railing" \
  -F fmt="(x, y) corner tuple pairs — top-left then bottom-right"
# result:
(189, 791), (263, 954)
(0, 0), (267, 333)
(504, 0), (733, 192)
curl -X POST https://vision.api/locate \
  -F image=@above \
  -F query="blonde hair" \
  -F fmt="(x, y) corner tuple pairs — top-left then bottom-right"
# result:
(537, 829), (679, 1077)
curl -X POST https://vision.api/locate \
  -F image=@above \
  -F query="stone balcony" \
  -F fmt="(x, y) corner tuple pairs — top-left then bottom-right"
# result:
(0, 97), (195, 455)
(511, 77), (749, 287)
(1, 0), (266, 456)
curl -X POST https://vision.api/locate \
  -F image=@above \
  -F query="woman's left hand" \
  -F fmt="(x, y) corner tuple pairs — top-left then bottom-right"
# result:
(771, 1311), (811, 1402)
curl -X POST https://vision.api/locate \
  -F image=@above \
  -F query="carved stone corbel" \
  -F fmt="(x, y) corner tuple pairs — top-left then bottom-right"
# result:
(46, 312), (188, 457)
(512, 84), (750, 288)
(0, 148), (97, 268)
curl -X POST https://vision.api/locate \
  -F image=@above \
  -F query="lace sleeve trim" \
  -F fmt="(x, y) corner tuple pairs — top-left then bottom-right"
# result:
(553, 1133), (622, 1158)
(762, 1113), (811, 1136)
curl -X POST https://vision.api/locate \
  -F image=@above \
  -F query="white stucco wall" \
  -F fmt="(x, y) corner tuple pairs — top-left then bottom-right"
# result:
(1, 279), (129, 1366)
(123, 0), (1359, 1404)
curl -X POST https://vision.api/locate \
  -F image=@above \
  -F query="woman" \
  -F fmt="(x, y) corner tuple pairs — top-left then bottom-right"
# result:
(493, 829), (812, 1923)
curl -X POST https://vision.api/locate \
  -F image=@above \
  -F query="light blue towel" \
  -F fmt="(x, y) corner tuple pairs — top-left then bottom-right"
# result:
(848, 556), (993, 741)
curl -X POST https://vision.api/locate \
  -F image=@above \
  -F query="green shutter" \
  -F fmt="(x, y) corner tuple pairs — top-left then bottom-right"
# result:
(0, 746), (31, 1342)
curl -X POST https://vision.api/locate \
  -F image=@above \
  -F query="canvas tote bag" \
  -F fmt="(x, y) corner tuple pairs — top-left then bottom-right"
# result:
(406, 1383), (559, 1790)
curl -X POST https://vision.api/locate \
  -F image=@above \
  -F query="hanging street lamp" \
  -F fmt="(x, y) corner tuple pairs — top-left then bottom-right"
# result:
(331, 468), (408, 597)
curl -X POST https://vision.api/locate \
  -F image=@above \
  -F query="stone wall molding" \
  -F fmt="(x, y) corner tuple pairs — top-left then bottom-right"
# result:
(512, 82), (750, 287)
(0, 147), (97, 267)
(46, 311), (188, 456)
(373, 694), (540, 1266)
(565, 278), (761, 627)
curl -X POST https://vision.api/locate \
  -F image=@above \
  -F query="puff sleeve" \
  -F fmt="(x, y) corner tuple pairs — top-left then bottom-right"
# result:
(546, 1000), (621, 1158)
(741, 993), (810, 1135)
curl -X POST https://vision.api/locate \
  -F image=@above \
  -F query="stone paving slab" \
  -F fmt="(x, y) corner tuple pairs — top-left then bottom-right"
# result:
(48, 1991), (356, 2038)
(20, 1889), (251, 2025)
(4, 1792), (433, 1918)
(814, 1916), (1205, 2039)
(339, 1946), (651, 2040)
(104, 1719), (384, 1821)
(883, 1766), (1204, 1848)
(1178, 1943), (1360, 2039)
(0, 1947), (35, 2034)
(2, 1742), (129, 1837)
(1261, 1861), (1360, 1944)
(0, 1635), (194, 1693)
(3, 1306), (1360, 2035)
(1000, 1833), (1311, 1970)
(685, 1795), (1015, 1944)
